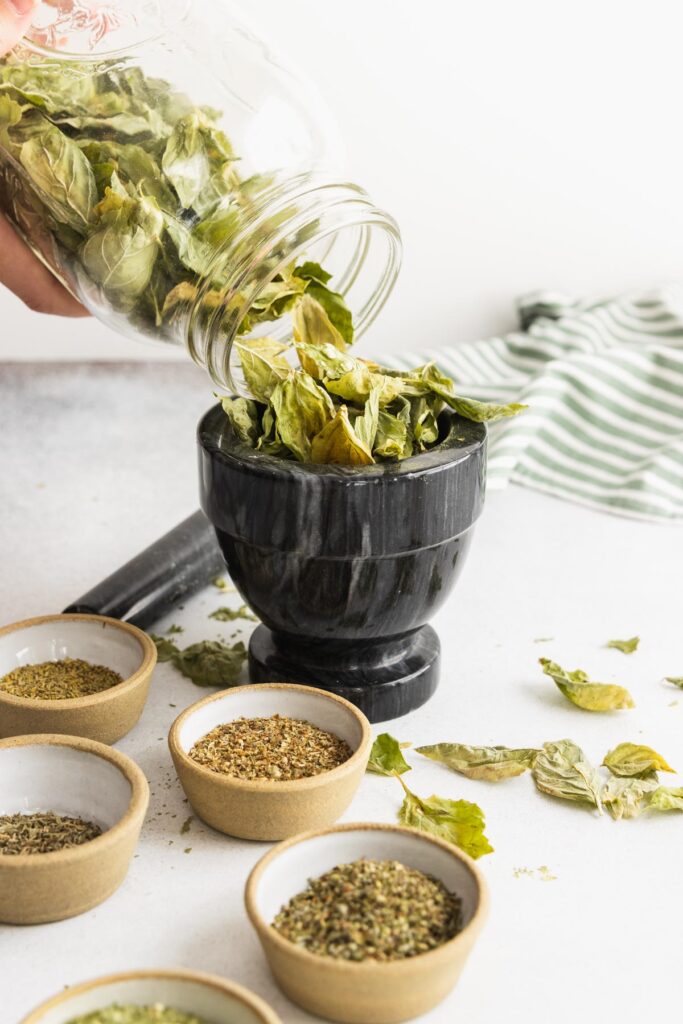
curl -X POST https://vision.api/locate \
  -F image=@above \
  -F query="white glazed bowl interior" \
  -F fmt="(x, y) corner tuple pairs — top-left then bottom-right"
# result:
(27, 975), (270, 1024)
(0, 619), (145, 686)
(253, 828), (481, 928)
(177, 687), (365, 754)
(0, 744), (132, 832)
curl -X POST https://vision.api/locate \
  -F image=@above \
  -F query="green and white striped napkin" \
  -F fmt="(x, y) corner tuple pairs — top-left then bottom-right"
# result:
(384, 287), (683, 523)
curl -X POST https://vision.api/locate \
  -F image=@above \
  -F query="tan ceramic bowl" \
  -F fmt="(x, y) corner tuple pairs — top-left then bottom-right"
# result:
(0, 613), (157, 744)
(169, 683), (372, 841)
(20, 968), (281, 1023)
(246, 822), (489, 1024)
(0, 733), (149, 924)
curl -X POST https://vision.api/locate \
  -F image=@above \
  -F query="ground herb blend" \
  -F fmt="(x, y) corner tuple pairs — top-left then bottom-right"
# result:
(272, 858), (463, 961)
(0, 812), (102, 855)
(0, 658), (122, 700)
(65, 1006), (209, 1024)
(188, 714), (352, 781)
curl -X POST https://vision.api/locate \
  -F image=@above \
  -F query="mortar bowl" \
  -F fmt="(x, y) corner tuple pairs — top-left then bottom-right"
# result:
(198, 404), (486, 722)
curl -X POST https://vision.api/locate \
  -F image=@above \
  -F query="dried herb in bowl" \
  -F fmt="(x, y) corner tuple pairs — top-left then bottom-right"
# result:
(65, 1006), (210, 1024)
(272, 858), (463, 961)
(0, 658), (122, 699)
(0, 811), (102, 855)
(188, 715), (352, 781)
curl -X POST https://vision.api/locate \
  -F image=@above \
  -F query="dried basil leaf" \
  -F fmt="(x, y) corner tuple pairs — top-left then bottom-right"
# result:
(219, 396), (261, 446)
(646, 787), (683, 812)
(353, 385), (381, 452)
(416, 743), (540, 781)
(404, 363), (527, 422)
(366, 733), (411, 776)
(532, 739), (603, 812)
(236, 337), (291, 403)
(325, 365), (405, 407)
(81, 188), (163, 306)
(397, 775), (493, 859)
(150, 634), (246, 687)
(270, 372), (335, 462)
(309, 405), (374, 466)
(373, 408), (410, 460)
(293, 293), (348, 352)
(606, 636), (640, 654)
(295, 339), (356, 381)
(20, 124), (96, 232)
(665, 677), (683, 688)
(540, 658), (635, 711)
(601, 775), (659, 820)
(602, 742), (674, 778)
(209, 604), (258, 622)
(294, 261), (354, 346)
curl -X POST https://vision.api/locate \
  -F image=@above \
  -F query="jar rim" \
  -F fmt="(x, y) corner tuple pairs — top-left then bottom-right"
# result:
(186, 175), (403, 393)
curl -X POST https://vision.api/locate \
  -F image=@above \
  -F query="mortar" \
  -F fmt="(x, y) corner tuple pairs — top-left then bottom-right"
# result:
(198, 404), (486, 722)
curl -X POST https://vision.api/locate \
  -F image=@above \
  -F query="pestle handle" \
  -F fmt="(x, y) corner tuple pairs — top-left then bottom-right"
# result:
(63, 509), (225, 629)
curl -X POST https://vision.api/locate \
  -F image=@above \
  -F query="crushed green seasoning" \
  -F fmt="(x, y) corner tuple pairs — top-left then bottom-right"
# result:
(0, 811), (102, 854)
(188, 715), (352, 781)
(65, 1006), (209, 1024)
(0, 658), (122, 700)
(272, 858), (463, 961)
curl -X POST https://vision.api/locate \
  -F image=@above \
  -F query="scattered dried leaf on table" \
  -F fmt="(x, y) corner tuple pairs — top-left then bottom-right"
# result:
(209, 604), (258, 623)
(646, 787), (683, 812)
(416, 743), (539, 781)
(540, 658), (635, 711)
(601, 776), (658, 820)
(396, 775), (493, 859)
(532, 739), (603, 813)
(212, 576), (233, 591)
(149, 634), (246, 687)
(606, 636), (640, 654)
(665, 677), (683, 689)
(366, 733), (411, 776)
(602, 742), (674, 778)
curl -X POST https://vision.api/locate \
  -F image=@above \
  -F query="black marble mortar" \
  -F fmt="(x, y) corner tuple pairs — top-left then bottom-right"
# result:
(198, 404), (486, 723)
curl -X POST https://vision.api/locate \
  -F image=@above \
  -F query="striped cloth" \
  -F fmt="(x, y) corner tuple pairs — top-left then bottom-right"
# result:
(384, 287), (683, 523)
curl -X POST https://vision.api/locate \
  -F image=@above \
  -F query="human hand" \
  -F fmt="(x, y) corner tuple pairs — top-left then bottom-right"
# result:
(0, 0), (88, 317)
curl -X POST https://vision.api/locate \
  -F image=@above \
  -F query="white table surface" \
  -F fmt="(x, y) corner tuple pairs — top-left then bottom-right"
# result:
(1, 362), (681, 1024)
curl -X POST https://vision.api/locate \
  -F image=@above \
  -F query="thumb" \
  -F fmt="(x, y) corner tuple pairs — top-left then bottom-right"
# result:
(0, 0), (37, 57)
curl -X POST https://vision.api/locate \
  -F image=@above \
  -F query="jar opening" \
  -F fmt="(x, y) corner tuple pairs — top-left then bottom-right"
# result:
(184, 178), (402, 393)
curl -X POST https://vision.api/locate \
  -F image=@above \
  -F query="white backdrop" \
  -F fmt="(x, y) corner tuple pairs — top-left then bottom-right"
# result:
(2, 0), (683, 361)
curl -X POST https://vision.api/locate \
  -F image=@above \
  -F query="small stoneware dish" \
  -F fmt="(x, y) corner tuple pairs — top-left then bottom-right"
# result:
(20, 968), (282, 1023)
(0, 613), (157, 744)
(169, 683), (372, 840)
(0, 733), (149, 924)
(245, 822), (489, 1024)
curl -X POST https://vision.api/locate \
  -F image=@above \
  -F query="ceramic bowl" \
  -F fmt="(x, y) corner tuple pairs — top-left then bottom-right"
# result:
(20, 968), (281, 1023)
(0, 613), (157, 744)
(169, 683), (372, 841)
(0, 733), (149, 924)
(245, 822), (489, 1024)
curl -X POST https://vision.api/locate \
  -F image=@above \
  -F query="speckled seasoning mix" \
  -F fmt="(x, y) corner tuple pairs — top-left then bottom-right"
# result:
(0, 658), (122, 700)
(65, 1006), (210, 1024)
(0, 812), (102, 855)
(188, 714), (352, 781)
(272, 857), (463, 961)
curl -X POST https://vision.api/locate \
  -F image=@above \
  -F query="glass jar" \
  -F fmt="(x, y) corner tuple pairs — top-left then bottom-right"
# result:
(0, 0), (401, 391)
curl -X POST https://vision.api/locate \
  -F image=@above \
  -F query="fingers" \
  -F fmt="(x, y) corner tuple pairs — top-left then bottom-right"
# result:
(0, 0), (38, 56)
(0, 213), (90, 317)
